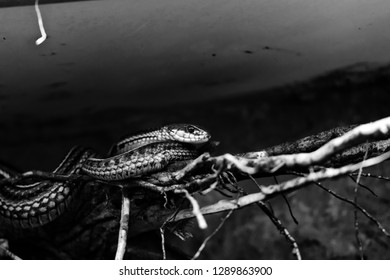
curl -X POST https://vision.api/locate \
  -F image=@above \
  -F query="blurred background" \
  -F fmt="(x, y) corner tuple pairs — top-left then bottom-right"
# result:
(1, 0), (390, 259)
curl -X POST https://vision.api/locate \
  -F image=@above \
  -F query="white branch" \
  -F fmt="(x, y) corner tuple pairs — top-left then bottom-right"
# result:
(35, 0), (47, 45)
(172, 151), (390, 222)
(115, 191), (131, 260)
(174, 189), (207, 229)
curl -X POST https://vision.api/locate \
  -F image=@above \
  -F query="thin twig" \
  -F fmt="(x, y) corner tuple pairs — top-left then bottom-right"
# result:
(254, 199), (301, 259)
(34, 0), (47, 45)
(0, 244), (22, 260)
(227, 173), (301, 259)
(160, 227), (166, 260)
(248, 174), (265, 192)
(289, 170), (390, 239)
(115, 189), (131, 260)
(312, 181), (390, 238)
(348, 175), (378, 197)
(273, 176), (299, 225)
(200, 181), (218, 195)
(246, 175), (301, 258)
(281, 194), (298, 224)
(354, 147), (369, 260)
(351, 173), (390, 181)
(191, 208), (234, 260)
(174, 189), (207, 229)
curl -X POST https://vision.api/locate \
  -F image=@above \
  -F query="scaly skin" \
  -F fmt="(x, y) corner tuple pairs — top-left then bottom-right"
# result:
(82, 142), (199, 180)
(0, 146), (95, 228)
(109, 124), (210, 156)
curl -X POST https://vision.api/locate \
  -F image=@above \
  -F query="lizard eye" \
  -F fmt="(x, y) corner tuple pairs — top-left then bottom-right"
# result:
(187, 125), (196, 134)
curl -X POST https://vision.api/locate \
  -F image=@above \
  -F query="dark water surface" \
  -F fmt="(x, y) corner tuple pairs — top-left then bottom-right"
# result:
(1, 0), (390, 118)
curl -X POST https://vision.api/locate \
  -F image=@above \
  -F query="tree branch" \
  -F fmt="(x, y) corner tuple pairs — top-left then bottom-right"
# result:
(170, 151), (390, 223)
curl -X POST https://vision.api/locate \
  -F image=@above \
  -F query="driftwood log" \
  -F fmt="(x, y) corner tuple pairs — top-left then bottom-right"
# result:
(1, 117), (390, 260)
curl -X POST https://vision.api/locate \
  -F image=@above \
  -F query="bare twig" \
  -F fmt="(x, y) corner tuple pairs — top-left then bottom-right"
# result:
(191, 208), (234, 260)
(115, 189), (131, 260)
(273, 176), (299, 225)
(174, 189), (207, 229)
(348, 175), (378, 197)
(34, 0), (47, 45)
(254, 199), (301, 260)
(231, 174), (301, 259)
(351, 173), (390, 182)
(0, 242), (22, 260)
(281, 194), (298, 225)
(200, 181), (219, 195)
(160, 227), (167, 260)
(354, 147), (369, 260)
(310, 182), (390, 238)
